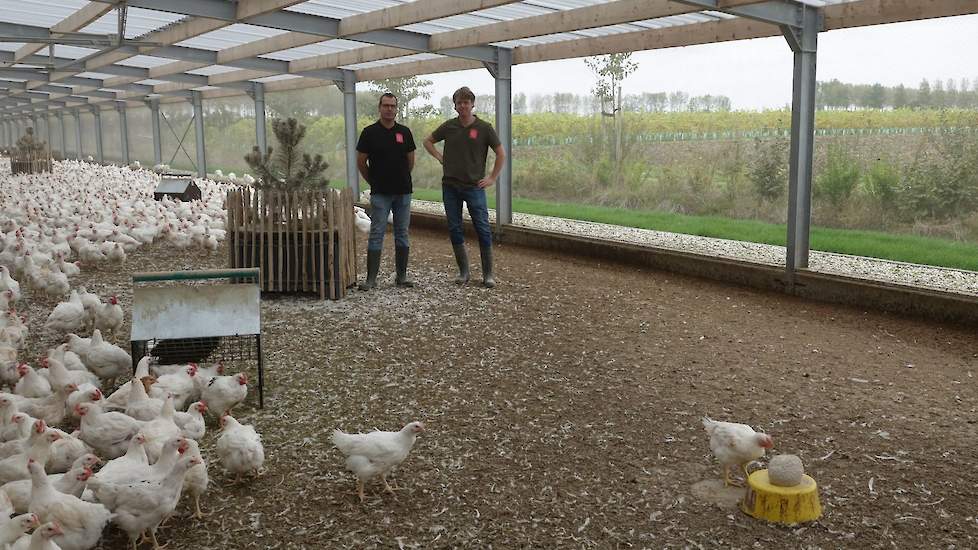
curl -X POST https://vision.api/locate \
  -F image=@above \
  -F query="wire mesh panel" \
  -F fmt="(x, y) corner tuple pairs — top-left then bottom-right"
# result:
(130, 335), (261, 365)
(130, 268), (265, 407)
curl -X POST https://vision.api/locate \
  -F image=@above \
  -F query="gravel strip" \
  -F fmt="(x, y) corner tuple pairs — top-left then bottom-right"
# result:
(410, 199), (978, 297)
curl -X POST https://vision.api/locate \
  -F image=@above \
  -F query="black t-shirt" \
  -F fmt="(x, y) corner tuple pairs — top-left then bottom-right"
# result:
(356, 121), (416, 194)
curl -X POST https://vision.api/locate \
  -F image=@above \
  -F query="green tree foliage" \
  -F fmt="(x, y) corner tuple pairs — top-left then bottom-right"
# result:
(244, 117), (329, 190)
(815, 144), (861, 209)
(899, 126), (978, 221)
(585, 53), (637, 185)
(748, 137), (789, 203)
(513, 92), (528, 115)
(368, 76), (433, 120)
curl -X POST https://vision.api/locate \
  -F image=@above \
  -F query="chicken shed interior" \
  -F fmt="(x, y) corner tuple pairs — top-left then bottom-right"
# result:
(0, 160), (974, 548)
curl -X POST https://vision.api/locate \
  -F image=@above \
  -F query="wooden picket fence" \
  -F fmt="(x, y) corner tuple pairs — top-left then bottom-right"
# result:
(10, 151), (52, 175)
(226, 187), (357, 300)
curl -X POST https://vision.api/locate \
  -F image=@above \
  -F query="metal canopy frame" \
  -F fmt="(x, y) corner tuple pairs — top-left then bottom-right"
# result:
(0, 0), (975, 278)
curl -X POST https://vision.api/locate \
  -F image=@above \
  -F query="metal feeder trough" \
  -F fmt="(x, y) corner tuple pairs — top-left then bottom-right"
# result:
(129, 268), (265, 408)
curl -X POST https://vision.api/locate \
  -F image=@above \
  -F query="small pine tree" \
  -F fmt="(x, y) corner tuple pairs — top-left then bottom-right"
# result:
(15, 127), (47, 159)
(244, 118), (328, 190)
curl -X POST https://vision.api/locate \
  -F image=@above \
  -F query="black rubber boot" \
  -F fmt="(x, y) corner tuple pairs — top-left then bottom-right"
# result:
(358, 249), (381, 291)
(395, 246), (414, 287)
(452, 243), (470, 284)
(480, 245), (495, 288)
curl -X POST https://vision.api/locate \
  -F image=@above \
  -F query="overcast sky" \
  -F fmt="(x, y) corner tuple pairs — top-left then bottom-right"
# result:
(424, 14), (978, 111)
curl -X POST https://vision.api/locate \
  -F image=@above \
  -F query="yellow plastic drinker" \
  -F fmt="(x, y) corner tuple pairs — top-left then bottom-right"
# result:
(741, 469), (822, 524)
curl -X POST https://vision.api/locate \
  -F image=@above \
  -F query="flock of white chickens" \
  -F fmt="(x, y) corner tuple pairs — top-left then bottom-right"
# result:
(0, 160), (444, 549)
(0, 160), (269, 549)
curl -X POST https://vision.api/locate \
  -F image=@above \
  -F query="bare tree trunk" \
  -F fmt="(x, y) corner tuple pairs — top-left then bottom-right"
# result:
(615, 85), (623, 186)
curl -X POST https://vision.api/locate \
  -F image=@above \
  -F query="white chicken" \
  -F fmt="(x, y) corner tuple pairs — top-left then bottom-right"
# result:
(14, 364), (52, 398)
(45, 430), (93, 476)
(0, 512), (40, 547)
(330, 421), (425, 502)
(64, 385), (102, 423)
(85, 453), (200, 550)
(137, 395), (181, 464)
(75, 402), (142, 460)
(79, 330), (130, 385)
(0, 428), (61, 484)
(0, 413), (32, 447)
(122, 378), (163, 422)
(44, 291), (87, 335)
(0, 265), (21, 302)
(92, 296), (123, 336)
(102, 357), (151, 410)
(353, 207), (371, 234)
(9, 520), (62, 550)
(148, 364), (198, 410)
(90, 434), (148, 485)
(181, 438), (209, 519)
(215, 414), (264, 482)
(174, 401), (207, 440)
(15, 384), (77, 427)
(39, 357), (99, 393)
(200, 372), (247, 417)
(47, 345), (87, 373)
(2, 455), (99, 514)
(702, 416), (774, 486)
(0, 419), (47, 460)
(26, 459), (112, 550)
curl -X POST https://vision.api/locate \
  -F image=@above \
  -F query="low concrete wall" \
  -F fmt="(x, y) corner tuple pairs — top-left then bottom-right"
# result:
(410, 211), (978, 327)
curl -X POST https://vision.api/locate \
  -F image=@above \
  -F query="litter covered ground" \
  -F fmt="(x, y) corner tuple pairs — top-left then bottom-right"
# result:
(14, 222), (976, 549)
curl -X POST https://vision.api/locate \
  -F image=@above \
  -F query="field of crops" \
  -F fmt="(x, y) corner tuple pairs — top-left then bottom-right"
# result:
(106, 106), (978, 247)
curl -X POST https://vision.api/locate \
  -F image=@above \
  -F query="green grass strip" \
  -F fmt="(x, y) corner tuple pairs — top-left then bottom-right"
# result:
(410, 187), (978, 272)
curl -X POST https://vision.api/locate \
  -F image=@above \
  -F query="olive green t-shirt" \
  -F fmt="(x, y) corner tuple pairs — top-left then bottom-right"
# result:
(430, 116), (501, 188)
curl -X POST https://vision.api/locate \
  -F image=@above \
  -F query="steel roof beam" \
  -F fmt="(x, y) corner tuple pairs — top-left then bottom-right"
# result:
(95, 0), (498, 63)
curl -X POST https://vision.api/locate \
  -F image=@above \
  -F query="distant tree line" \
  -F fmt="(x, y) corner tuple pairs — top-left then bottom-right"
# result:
(434, 91), (732, 116)
(817, 78), (978, 110)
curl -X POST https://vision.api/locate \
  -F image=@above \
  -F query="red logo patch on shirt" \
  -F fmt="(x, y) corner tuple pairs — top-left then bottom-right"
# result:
(395, 132), (404, 144)
(469, 128), (479, 139)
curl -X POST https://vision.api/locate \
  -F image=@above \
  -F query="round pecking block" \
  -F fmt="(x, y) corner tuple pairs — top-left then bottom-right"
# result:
(742, 469), (822, 524)
(768, 454), (805, 487)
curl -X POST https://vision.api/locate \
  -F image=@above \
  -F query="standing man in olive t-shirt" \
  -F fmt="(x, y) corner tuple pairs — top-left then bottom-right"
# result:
(423, 86), (505, 288)
(356, 92), (416, 290)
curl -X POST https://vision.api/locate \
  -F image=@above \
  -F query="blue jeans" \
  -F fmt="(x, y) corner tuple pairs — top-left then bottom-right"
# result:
(368, 193), (411, 251)
(442, 185), (492, 248)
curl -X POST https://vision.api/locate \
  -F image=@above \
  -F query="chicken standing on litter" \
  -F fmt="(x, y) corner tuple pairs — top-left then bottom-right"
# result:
(216, 414), (264, 483)
(702, 416), (773, 486)
(331, 421), (425, 502)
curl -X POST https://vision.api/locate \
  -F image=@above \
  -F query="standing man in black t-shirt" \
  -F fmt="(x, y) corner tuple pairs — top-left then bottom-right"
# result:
(356, 92), (417, 290)
(422, 86), (505, 288)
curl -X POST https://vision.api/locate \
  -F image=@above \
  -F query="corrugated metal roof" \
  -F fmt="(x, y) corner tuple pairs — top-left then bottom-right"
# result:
(78, 7), (187, 39)
(0, 0), (932, 114)
(261, 39), (366, 62)
(177, 24), (288, 51)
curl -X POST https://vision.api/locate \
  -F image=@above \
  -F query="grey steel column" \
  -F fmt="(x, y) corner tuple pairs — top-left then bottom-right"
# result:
(147, 98), (162, 166)
(339, 70), (359, 195)
(91, 106), (104, 163)
(192, 90), (206, 177)
(252, 82), (267, 155)
(74, 109), (83, 160)
(783, 6), (819, 277)
(117, 103), (130, 165)
(57, 112), (67, 159)
(493, 48), (513, 228)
